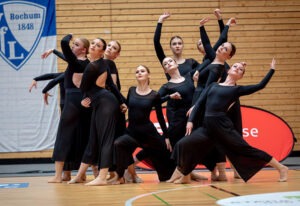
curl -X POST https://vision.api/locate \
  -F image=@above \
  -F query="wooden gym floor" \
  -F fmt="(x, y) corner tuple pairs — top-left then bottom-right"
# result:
(0, 159), (299, 206)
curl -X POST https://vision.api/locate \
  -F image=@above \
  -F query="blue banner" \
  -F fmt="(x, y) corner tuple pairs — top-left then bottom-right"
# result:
(0, 0), (59, 152)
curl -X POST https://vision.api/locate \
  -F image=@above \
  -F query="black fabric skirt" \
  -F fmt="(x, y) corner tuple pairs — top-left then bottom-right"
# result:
(52, 88), (91, 170)
(205, 115), (272, 182)
(81, 90), (119, 169)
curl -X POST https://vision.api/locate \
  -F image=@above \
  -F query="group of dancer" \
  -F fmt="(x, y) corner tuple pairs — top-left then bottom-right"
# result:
(29, 9), (288, 186)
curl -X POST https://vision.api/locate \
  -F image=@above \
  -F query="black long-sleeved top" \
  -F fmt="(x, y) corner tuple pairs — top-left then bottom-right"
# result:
(159, 73), (195, 112)
(33, 72), (65, 103)
(189, 69), (275, 122)
(41, 73), (64, 94)
(61, 34), (90, 89)
(104, 59), (121, 91)
(126, 87), (168, 139)
(80, 58), (124, 105)
(52, 49), (66, 61)
(153, 23), (199, 80)
(195, 25), (231, 89)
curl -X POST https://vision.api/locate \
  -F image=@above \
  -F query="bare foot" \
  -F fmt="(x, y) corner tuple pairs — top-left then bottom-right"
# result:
(174, 174), (191, 184)
(91, 165), (99, 178)
(48, 176), (62, 183)
(110, 177), (125, 185)
(82, 174), (86, 181)
(191, 172), (208, 181)
(107, 172), (116, 181)
(132, 175), (143, 183)
(278, 166), (288, 182)
(85, 176), (107, 186)
(62, 171), (71, 181)
(166, 168), (182, 183)
(217, 174), (228, 181)
(123, 170), (133, 183)
(68, 176), (86, 184)
(107, 173), (118, 184)
(211, 169), (218, 181)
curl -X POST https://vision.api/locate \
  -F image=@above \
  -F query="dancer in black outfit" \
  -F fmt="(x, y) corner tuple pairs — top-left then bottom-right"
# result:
(168, 58), (288, 183)
(113, 65), (175, 184)
(158, 57), (195, 148)
(104, 40), (126, 139)
(48, 34), (90, 183)
(154, 12), (199, 80)
(159, 57), (210, 181)
(68, 38), (126, 186)
(192, 17), (239, 181)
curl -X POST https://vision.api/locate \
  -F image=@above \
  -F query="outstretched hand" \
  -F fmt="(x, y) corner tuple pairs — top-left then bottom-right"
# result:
(158, 12), (171, 23)
(41, 49), (53, 59)
(29, 80), (37, 92)
(43, 92), (52, 105)
(226, 17), (237, 26)
(199, 17), (210, 27)
(214, 8), (222, 20)
(271, 58), (276, 70)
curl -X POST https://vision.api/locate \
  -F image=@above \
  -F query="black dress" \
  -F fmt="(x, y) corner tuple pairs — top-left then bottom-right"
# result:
(80, 58), (124, 169)
(52, 34), (91, 171)
(104, 59), (126, 138)
(114, 87), (176, 181)
(158, 73), (195, 147)
(193, 24), (243, 169)
(184, 69), (275, 182)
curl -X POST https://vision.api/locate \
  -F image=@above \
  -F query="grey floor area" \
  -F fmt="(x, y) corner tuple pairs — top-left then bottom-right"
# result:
(0, 157), (299, 178)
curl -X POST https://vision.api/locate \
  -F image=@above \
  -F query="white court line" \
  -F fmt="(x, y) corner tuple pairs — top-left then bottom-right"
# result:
(125, 183), (213, 206)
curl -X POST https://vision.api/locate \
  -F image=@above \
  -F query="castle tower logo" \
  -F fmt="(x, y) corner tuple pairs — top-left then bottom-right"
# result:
(0, 1), (46, 71)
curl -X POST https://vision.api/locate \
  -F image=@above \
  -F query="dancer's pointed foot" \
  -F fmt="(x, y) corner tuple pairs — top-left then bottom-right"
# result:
(278, 166), (288, 182)
(48, 176), (62, 183)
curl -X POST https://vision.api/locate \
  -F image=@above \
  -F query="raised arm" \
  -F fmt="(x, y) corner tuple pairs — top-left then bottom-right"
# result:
(213, 17), (236, 51)
(214, 9), (224, 33)
(61, 34), (78, 66)
(199, 17), (216, 62)
(153, 13), (171, 64)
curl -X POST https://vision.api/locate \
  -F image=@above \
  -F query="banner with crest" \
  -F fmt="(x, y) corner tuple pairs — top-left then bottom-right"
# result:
(0, 0), (59, 152)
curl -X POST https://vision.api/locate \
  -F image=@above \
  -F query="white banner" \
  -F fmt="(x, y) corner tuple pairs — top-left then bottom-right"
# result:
(0, 0), (59, 152)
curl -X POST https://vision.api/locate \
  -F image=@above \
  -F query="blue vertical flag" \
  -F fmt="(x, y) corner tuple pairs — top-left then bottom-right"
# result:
(0, 0), (59, 152)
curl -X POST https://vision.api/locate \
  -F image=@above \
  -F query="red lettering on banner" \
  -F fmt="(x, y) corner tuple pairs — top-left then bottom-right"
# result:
(243, 128), (259, 138)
